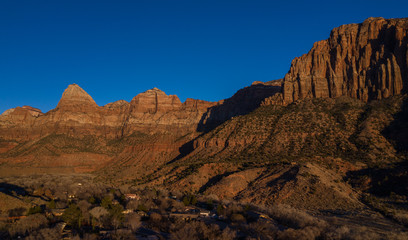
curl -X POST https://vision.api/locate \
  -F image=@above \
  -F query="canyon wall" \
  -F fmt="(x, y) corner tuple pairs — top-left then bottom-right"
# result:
(281, 17), (408, 105)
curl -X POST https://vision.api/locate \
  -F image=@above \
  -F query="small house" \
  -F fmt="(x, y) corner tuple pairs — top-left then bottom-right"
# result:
(125, 193), (140, 200)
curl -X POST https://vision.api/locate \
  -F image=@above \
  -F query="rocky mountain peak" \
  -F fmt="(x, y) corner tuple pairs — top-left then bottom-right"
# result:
(57, 84), (98, 108)
(130, 88), (182, 113)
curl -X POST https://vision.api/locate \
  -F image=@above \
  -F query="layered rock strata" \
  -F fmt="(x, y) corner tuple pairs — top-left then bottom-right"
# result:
(0, 84), (216, 141)
(281, 17), (408, 104)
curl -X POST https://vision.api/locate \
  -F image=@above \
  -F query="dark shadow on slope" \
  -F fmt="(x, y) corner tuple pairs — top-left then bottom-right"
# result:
(166, 137), (199, 165)
(198, 171), (236, 193)
(0, 182), (50, 202)
(266, 166), (299, 187)
(169, 81), (282, 165)
(382, 97), (408, 155)
(197, 81), (282, 133)
(345, 161), (408, 197)
(0, 182), (27, 197)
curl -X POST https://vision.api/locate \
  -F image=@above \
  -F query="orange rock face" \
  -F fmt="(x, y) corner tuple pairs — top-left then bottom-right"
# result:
(0, 84), (216, 141)
(56, 83), (98, 109)
(0, 84), (219, 174)
(282, 17), (408, 104)
(130, 88), (182, 113)
(124, 88), (214, 134)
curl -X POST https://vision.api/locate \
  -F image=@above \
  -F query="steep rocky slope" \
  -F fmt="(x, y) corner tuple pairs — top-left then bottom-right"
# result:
(139, 95), (408, 210)
(271, 17), (408, 105)
(0, 81), (278, 175)
(190, 96), (405, 163)
(198, 80), (281, 132)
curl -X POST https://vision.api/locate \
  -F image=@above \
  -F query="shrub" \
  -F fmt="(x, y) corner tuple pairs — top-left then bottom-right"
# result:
(137, 204), (148, 212)
(182, 194), (198, 206)
(125, 213), (141, 232)
(230, 213), (246, 223)
(88, 196), (97, 204)
(101, 195), (113, 209)
(217, 204), (225, 216)
(48, 200), (56, 209)
(27, 206), (43, 215)
(8, 207), (26, 217)
(267, 204), (326, 229)
(149, 212), (162, 222)
(277, 226), (322, 240)
(25, 227), (61, 240)
(206, 199), (214, 210)
(323, 226), (381, 240)
(170, 221), (236, 240)
(8, 214), (48, 238)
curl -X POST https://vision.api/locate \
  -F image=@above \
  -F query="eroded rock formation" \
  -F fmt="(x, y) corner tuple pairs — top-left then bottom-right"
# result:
(281, 17), (408, 104)
(0, 84), (219, 174)
(0, 84), (217, 141)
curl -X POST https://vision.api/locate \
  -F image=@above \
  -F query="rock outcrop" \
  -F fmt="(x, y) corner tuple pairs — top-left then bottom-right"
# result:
(130, 88), (182, 113)
(1, 106), (43, 119)
(281, 17), (408, 104)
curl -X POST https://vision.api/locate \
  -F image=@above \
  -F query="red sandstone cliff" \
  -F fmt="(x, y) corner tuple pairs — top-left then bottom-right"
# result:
(0, 84), (218, 174)
(279, 17), (408, 105)
(0, 84), (216, 141)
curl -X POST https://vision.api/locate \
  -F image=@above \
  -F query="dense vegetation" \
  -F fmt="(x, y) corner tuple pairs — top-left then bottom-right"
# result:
(1, 174), (407, 239)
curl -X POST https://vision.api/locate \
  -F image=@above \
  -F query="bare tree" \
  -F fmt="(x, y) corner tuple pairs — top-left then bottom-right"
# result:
(25, 228), (61, 240)
(125, 213), (141, 232)
(8, 214), (48, 238)
(126, 200), (140, 210)
(89, 207), (108, 228)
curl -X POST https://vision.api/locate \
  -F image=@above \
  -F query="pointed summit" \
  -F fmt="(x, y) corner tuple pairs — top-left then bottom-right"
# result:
(57, 84), (97, 108)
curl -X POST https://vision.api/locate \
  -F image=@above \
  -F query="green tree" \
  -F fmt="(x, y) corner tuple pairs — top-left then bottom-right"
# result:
(109, 204), (124, 229)
(217, 204), (225, 216)
(88, 196), (96, 204)
(62, 204), (82, 228)
(28, 206), (43, 215)
(206, 199), (214, 210)
(137, 204), (148, 212)
(48, 199), (56, 209)
(182, 194), (197, 206)
(101, 195), (112, 209)
(230, 213), (246, 223)
(190, 195), (197, 206)
(182, 196), (190, 206)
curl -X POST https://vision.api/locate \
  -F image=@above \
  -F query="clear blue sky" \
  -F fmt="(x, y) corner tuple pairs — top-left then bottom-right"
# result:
(1, 0), (407, 113)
